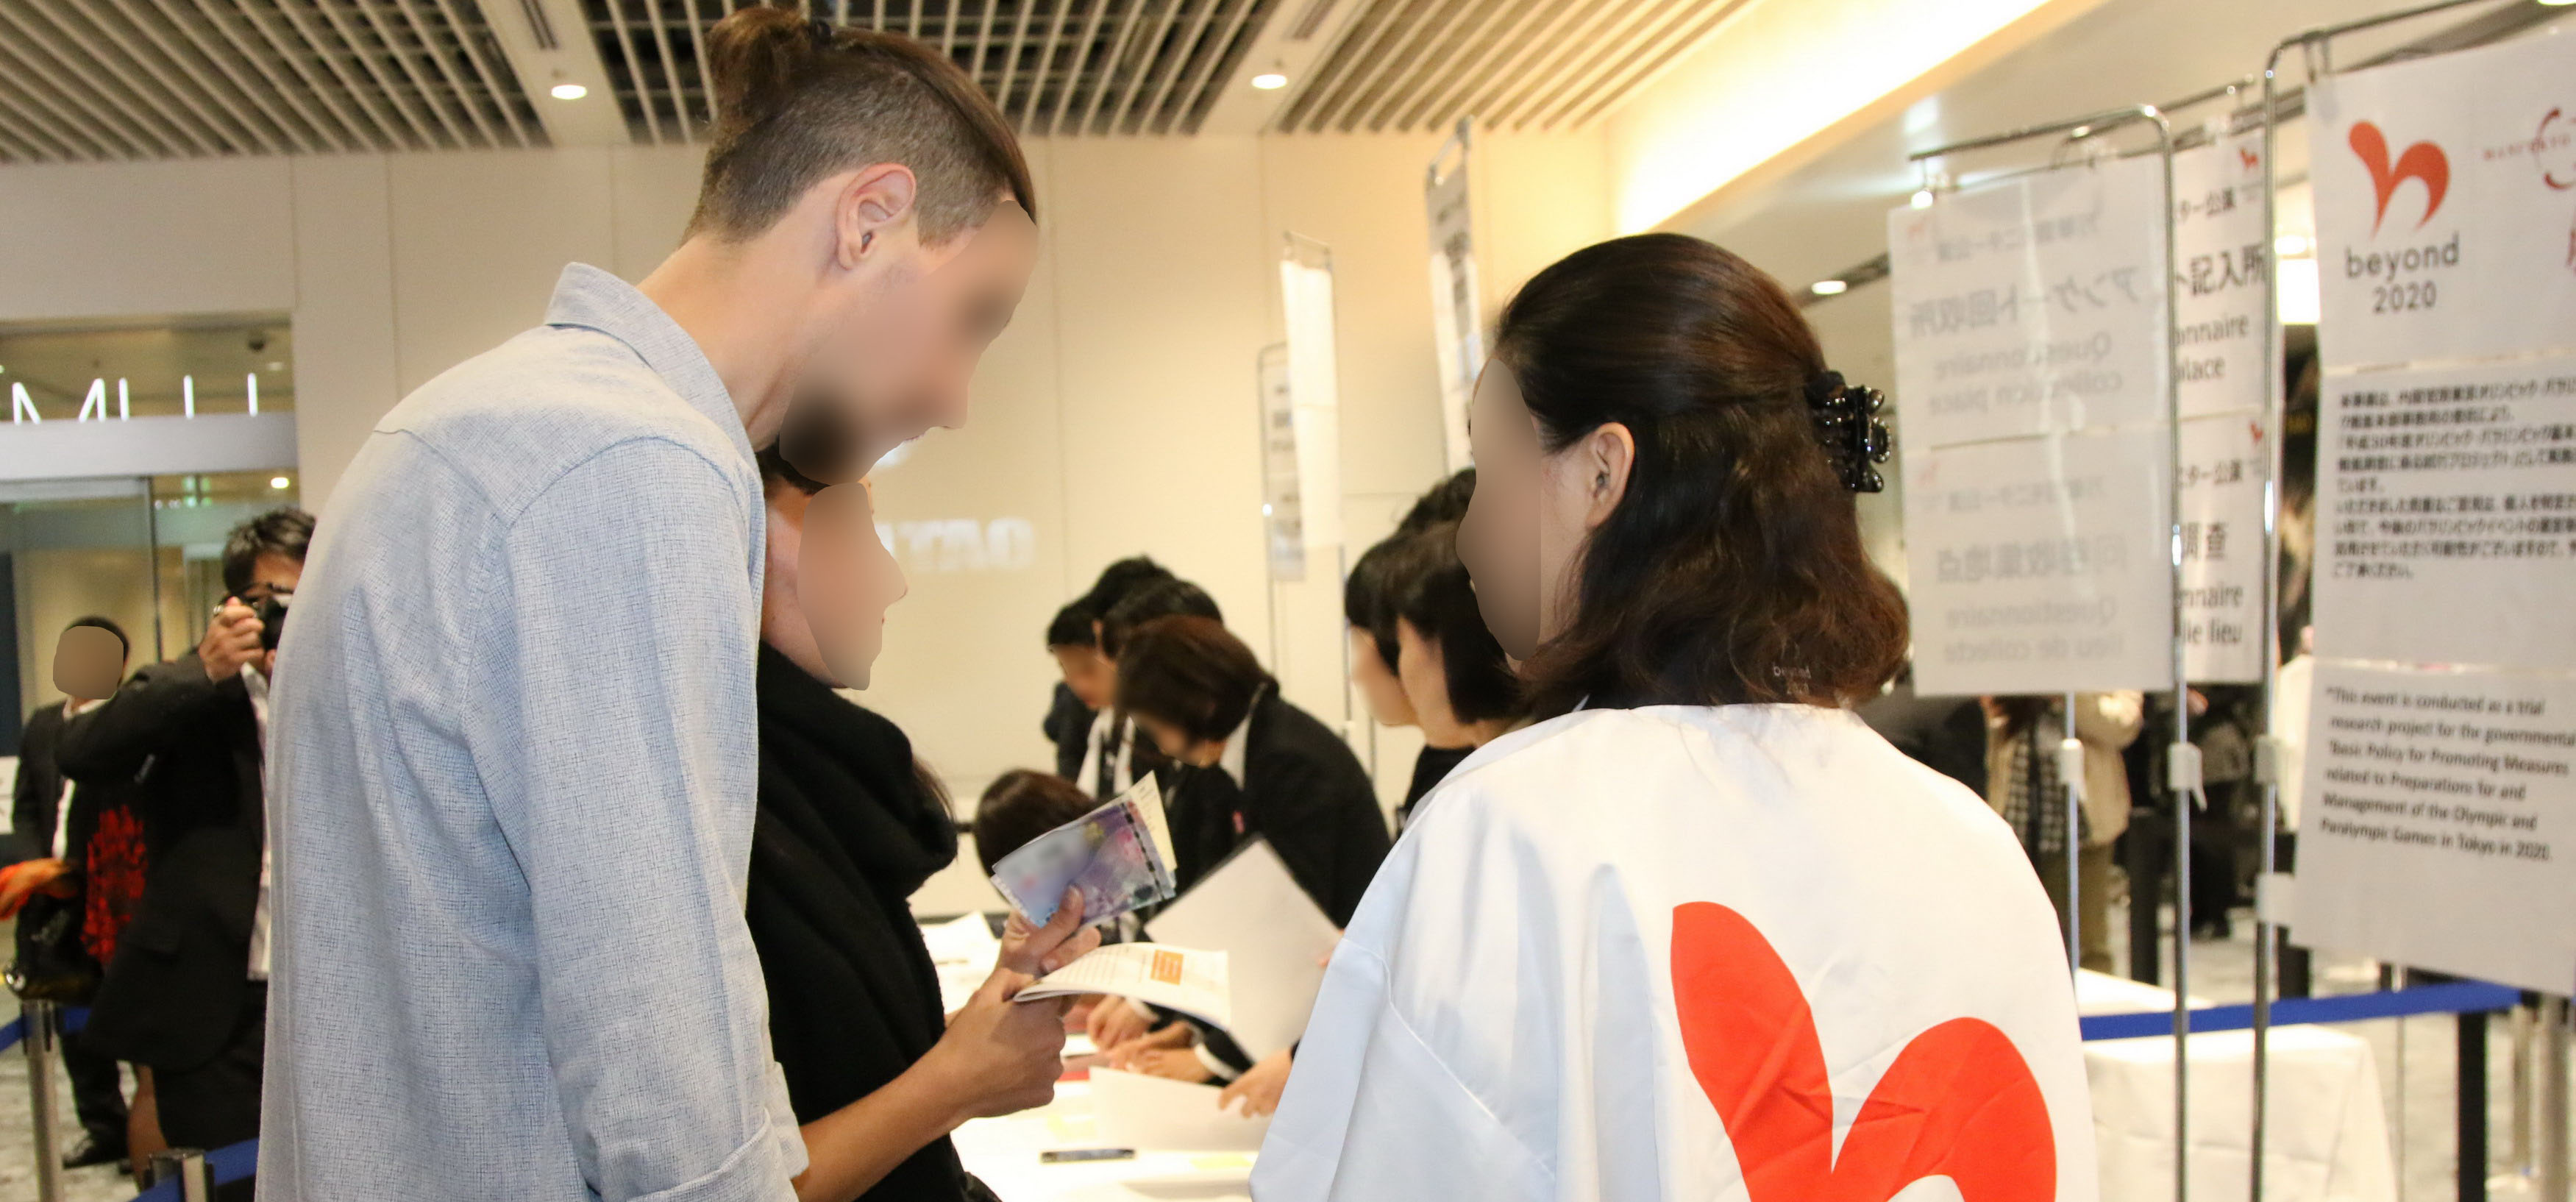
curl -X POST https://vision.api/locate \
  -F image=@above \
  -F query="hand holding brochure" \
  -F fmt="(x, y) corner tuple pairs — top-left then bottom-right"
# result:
(987, 775), (1178, 928)
(1013, 942), (1230, 1030)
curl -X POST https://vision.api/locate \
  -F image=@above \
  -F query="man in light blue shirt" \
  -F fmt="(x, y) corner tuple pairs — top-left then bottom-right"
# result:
(259, 18), (1041, 1200)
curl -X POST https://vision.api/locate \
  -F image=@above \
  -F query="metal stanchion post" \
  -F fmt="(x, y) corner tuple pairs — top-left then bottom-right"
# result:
(2060, 691), (2085, 974)
(2466, 1010), (2493, 1202)
(23, 1000), (67, 1202)
(2543, 997), (2570, 1202)
(2513, 1003), (2539, 1192)
(146, 1148), (213, 1202)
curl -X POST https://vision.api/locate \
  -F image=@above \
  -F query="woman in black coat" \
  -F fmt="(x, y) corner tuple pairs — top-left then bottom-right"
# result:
(746, 452), (1095, 1202)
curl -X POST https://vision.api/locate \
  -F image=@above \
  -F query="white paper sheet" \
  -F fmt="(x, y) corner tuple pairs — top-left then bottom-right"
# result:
(1145, 839), (1339, 1059)
(1018, 943), (1231, 1028)
(1090, 1068), (1271, 1153)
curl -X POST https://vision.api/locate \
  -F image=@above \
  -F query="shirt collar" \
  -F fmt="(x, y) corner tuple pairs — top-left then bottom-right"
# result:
(542, 263), (754, 472)
(1215, 686), (1262, 787)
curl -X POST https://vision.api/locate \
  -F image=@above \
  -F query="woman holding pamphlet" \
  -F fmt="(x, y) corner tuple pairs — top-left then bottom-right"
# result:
(744, 446), (1097, 1202)
(1253, 235), (2096, 1201)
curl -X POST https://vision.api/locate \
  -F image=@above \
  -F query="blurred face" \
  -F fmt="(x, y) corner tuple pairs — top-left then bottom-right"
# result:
(1456, 362), (1632, 661)
(1135, 715), (1218, 767)
(51, 626), (126, 703)
(782, 189), (1039, 483)
(1053, 644), (1114, 710)
(764, 480), (908, 689)
(1348, 627), (1416, 728)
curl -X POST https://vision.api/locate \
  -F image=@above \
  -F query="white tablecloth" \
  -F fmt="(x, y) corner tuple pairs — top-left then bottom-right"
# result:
(2079, 970), (2395, 1202)
(954, 1078), (1255, 1202)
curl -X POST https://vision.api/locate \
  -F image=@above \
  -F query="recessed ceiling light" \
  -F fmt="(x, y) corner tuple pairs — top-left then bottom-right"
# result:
(551, 82), (588, 101)
(1810, 280), (1849, 296)
(1250, 71), (1288, 91)
(1910, 188), (1935, 210)
(270, 476), (291, 490)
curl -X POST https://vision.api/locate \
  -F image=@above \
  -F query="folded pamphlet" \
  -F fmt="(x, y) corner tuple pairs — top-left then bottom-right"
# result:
(1014, 942), (1229, 1029)
(1145, 837), (1337, 1059)
(988, 775), (1178, 929)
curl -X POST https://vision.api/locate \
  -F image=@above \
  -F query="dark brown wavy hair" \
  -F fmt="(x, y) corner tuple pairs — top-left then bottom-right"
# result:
(1500, 233), (1907, 719)
(691, 4), (1033, 243)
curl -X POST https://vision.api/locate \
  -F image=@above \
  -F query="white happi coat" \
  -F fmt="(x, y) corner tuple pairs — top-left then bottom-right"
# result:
(1253, 704), (2097, 1202)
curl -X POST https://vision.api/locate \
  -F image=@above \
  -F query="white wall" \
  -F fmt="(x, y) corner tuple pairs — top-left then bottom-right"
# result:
(0, 131), (1611, 814)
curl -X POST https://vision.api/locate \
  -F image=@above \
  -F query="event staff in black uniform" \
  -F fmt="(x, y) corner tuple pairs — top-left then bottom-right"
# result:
(57, 509), (310, 1191)
(743, 447), (1095, 1202)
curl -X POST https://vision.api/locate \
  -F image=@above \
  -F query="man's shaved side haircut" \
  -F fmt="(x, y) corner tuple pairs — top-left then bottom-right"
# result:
(691, 4), (1036, 243)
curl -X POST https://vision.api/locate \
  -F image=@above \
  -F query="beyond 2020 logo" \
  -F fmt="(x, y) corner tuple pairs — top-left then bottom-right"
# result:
(2349, 121), (2451, 233)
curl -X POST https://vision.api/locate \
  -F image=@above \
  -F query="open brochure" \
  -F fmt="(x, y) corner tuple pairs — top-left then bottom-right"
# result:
(1145, 837), (1338, 1059)
(1013, 942), (1229, 1029)
(987, 775), (1178, 928)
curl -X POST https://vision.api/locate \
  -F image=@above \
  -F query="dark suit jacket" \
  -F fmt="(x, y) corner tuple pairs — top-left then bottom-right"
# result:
(13, 702), (71, 864)
(55, 651), (264, 1073)
(1166, 691), (1392, 928)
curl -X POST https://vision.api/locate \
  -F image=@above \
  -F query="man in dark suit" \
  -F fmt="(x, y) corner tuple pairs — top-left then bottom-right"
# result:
(58, 508), (309, 1182)
(4, 615), (136, 1170)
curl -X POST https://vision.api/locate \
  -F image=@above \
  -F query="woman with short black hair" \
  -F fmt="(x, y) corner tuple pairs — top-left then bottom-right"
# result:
(1384, 520), (1523, 826)
(1255, 234), (2094, 1202)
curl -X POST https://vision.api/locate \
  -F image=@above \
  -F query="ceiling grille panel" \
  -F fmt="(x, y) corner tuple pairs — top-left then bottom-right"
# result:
(0, 0), (541, 162)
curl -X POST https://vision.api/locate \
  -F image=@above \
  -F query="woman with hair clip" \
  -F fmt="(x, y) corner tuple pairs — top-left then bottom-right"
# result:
(1255, 234), (2096, 1202)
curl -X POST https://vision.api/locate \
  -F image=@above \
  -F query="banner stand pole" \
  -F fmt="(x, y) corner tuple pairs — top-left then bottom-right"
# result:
(2544, 997), (2570, 1202)
(2063, 689), (2084, 974)
(22, 1001), (66, 1202)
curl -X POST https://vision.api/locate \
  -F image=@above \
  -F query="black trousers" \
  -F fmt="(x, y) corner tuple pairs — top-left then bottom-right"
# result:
(59, 1016), (129, 1148)
(153, 983), (263, 1202)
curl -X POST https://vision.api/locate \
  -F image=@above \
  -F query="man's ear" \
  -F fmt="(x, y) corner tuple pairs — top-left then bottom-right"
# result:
(832, 164), (919, 268)
(1579, 422), (1635, 533)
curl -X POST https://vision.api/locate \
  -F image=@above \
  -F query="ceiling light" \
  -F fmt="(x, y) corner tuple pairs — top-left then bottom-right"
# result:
(1910, 188), (1935, 210)
(551, 82), (588, 101)
(264, 360), (284, 372)
(2274, 233), (2313, 257)
(1250, 71), (1288, 91)
(1811, 280), (1849, 296)
(270, 476), (291, 490)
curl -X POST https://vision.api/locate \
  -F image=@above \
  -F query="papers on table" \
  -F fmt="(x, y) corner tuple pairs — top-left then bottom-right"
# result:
(1090, 1068), (1270, 1153)
(1017, 942), (1230, 1029)
(1145, 838), (1337, 1059)
(990, 776), (1179, 928)
(922, 912), (1001, 1015)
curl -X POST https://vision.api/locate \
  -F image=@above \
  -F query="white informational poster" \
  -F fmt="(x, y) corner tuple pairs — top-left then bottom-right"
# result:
(1889, 152), (2173, 448)
(1902, 427), (2175, 694)
(2171, 130), (2274, 419)
(2176, 411), (2271, 683)
(1279, 252), (1344, 558)
(1426, 127), (1480, 475)
(1256, 346), (1305, 580)
(2309, 27), (2576, 371)
(2311, 353), (2576, 672)
(2291, 661), (2576, 993)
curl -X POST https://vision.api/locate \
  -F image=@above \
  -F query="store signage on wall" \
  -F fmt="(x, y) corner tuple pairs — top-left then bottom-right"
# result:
(1425, 123), (1480, 475)
(1257, 346), (1306, 581)
(2295, 28), (2576, 995)
(2309, 28), (2576, 371)
(10, 374), (265, 422)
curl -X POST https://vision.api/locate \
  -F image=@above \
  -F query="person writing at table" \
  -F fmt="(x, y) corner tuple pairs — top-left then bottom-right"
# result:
(747, 447), (1096, 1202)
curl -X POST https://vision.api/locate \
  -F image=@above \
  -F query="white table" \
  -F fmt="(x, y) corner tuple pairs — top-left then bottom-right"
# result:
(2079, 970), (2395, 1202)
(954, 1078), (1255, 1202)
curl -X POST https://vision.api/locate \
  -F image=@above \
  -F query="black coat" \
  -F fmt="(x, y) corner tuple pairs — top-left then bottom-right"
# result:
(1042, 683), (1092, 782)
(13, 702), (71, 864)
(54, 652), (265, 1073)
(1165, 691), (1390, 928)
(744, 644), (969, 1202)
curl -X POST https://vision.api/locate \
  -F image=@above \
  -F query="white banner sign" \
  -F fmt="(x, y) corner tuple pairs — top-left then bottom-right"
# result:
(1279, 253), (1344, 561)
(1426, 132), (1480, 474)
(1903, 427), (2175, 695)
(2311, 28), (2576, 371)
(2171, 131), (2273, 418)
(2293, 661), (2576, 993)
(1890, 153), (2172, 449)
(2177, 412), (2270, 683)
(2312, 353), (2576, 672)
(1256, 347), (1305, 580)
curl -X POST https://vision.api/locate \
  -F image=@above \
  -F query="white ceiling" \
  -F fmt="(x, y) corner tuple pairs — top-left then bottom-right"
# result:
(0, 0), (1737, 163)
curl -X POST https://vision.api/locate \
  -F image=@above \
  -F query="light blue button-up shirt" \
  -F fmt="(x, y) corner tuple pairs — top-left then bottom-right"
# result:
(260, 265), (805, 1201)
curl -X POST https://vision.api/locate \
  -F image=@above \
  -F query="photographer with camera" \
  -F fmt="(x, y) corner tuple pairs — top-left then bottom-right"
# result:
(57, 507), (311, 1195)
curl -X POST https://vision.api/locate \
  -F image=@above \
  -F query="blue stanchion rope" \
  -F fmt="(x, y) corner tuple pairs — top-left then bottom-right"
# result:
(124, 1137), (259, 1202)
(2079, 979), (2520, 1042)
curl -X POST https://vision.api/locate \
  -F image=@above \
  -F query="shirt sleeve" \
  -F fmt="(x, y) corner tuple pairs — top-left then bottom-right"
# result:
(472, 438), (799, 1202)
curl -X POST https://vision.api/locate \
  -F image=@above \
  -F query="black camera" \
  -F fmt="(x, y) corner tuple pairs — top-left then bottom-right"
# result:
(255, 596), (290, 652)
